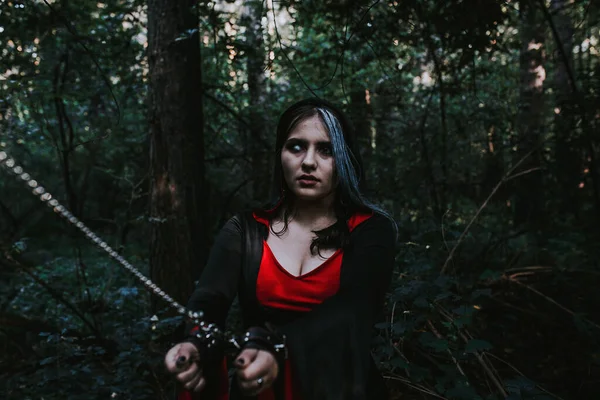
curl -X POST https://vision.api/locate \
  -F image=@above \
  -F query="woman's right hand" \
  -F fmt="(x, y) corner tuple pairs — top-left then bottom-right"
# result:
(165, 342), (206, 392)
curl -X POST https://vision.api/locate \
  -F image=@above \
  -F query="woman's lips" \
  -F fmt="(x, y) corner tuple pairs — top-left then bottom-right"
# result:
(297, 178), (318, 186)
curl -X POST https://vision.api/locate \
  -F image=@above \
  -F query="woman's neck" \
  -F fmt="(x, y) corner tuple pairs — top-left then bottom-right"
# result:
(287, 197), (337, 229)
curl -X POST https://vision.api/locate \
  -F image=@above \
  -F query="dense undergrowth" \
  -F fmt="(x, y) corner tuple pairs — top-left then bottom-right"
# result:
(1, 211), (598, 400)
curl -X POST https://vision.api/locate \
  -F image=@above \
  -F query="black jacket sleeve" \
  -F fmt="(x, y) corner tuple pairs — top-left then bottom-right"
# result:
(279, 213), (397, 400)
(185, 215), (243, 333)
(180, 216), (244, 399)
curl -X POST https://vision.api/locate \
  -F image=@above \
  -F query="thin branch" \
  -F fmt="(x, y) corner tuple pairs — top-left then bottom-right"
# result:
(2, 252), (102, 338)
(388, 301), (412, 378)
(484, 352), (566, 400)
(507, 276), (600, 330)
(504, 167), (543, 182)
(268, 0), (318, 96)
(42, 0), (121, 123)
(436, 307), (508, 397)
(440, 209), (454, 271)
(507, 271), (538, 279)
(203, 92), (250, 128)
(504, 265), (553, 273)
(440, 148), (538, 274)
(426, 319), (467, 377)
(383, 374), (449, 399)
(458, 328), (507, 397)
(316, 0), (382, 92)
(488, 294), (550, 319)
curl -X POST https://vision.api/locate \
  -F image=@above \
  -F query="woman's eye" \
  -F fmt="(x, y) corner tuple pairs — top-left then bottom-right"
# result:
(286, 143), (303, 153)
(285, 141), (304, 153)
(319, 146), (333, 156)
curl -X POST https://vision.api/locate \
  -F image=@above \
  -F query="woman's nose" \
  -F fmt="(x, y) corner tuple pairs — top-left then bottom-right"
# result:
(301, 148), (317, 169)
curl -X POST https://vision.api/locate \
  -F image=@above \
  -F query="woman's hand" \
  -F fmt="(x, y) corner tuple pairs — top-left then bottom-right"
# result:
(234, 348), (279, 395)
(165, 342), (206, 392)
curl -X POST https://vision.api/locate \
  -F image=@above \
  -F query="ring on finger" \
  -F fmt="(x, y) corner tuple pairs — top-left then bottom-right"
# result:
(256, 377), (264, 387)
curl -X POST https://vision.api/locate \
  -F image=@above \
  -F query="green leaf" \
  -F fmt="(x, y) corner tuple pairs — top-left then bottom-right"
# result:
(413, 296), (429, 308)
(419, 332), (449, 352)
(470, 289), (492, 300)
(453, 305), (474, 316)
(390, 357), (410, 369)
(391, 321), (407, 335)
(374, 322), (390, 329)
(40, 357), (56, 366)
(435, 291), (453, 301)
(465, 339), (493, 353)
(446, 384), (480, 399)
(480, 269), (502, 280)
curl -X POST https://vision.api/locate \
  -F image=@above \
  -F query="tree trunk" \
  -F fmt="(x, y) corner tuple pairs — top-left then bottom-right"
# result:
(241, 0), (269, 203)
(551, 0), (578, 217)
(373, 85), (399, 199)
(514, 0), (546, 229)
(148, 0), (206, 310)
(349, 88), (374, 185)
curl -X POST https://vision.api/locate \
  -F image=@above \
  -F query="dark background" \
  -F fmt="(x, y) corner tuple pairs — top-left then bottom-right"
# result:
(1, 0), (599, 398)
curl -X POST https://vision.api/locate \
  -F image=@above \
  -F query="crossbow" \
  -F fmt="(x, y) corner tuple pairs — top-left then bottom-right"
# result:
(0, 146), (286, 359)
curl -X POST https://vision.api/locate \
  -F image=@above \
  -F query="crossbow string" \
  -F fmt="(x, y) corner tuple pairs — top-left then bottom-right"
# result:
(0, 146), (243, 353)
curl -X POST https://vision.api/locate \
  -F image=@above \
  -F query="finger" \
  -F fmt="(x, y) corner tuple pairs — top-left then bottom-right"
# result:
(176, 363), (202, 384)
(237, 352), (278, 396)
(175, 355), (190, 369)
(165, 346), (185, 372)
(237, 350), (277, 381)
(237, 374), (270, 396)
(237, 377), (260, 395)
(234, 347), (259, 368)
(183, 372), (203, 391)
(165, 344), (197, 373)
(192, 376), (206, 392)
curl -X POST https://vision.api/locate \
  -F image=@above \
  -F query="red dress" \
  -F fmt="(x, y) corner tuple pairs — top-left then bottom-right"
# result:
(253, 211), (372, 400)
(180, 210), (373, 400)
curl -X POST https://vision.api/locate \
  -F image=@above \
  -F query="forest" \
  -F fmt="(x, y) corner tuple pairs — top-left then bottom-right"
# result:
(0, 0), (599, 399)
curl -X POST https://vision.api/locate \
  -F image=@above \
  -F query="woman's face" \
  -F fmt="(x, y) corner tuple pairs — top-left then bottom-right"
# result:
(281, 114), (336, 203)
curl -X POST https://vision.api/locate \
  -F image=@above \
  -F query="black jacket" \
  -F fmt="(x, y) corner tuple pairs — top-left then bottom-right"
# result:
(186, 211), (396, 400)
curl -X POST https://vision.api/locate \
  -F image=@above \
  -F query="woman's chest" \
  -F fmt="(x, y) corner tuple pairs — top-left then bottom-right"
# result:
(257, 230), (343, 312)
(265, 228), (337, 277)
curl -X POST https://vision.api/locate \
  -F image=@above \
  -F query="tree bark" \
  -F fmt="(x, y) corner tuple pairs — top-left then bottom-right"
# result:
(551, 0), (578, 216)
(241, 0), (269, 203)
(514, 0), (546, 229)
(350, 88), (374, 184)
(148, 0), (206, 310)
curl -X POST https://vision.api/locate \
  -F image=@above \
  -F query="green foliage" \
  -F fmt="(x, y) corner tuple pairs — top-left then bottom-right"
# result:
(1, 0), (600, 399)
(1, 249), (182, 399)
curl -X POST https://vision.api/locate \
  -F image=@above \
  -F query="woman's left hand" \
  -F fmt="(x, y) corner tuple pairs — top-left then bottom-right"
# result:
(234, 348), (279, 395)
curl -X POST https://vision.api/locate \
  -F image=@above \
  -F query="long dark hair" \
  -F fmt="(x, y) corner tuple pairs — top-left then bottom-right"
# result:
(256, 97), (395, 254)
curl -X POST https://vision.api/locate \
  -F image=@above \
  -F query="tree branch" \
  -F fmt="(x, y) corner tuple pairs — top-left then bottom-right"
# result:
(440, 148), (539, 274)
(1, 252), (103, 338)
(507, 275), (600, 330)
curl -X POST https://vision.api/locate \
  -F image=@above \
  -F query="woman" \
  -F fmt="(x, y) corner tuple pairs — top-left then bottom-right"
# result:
(165, 98), (397, 400)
